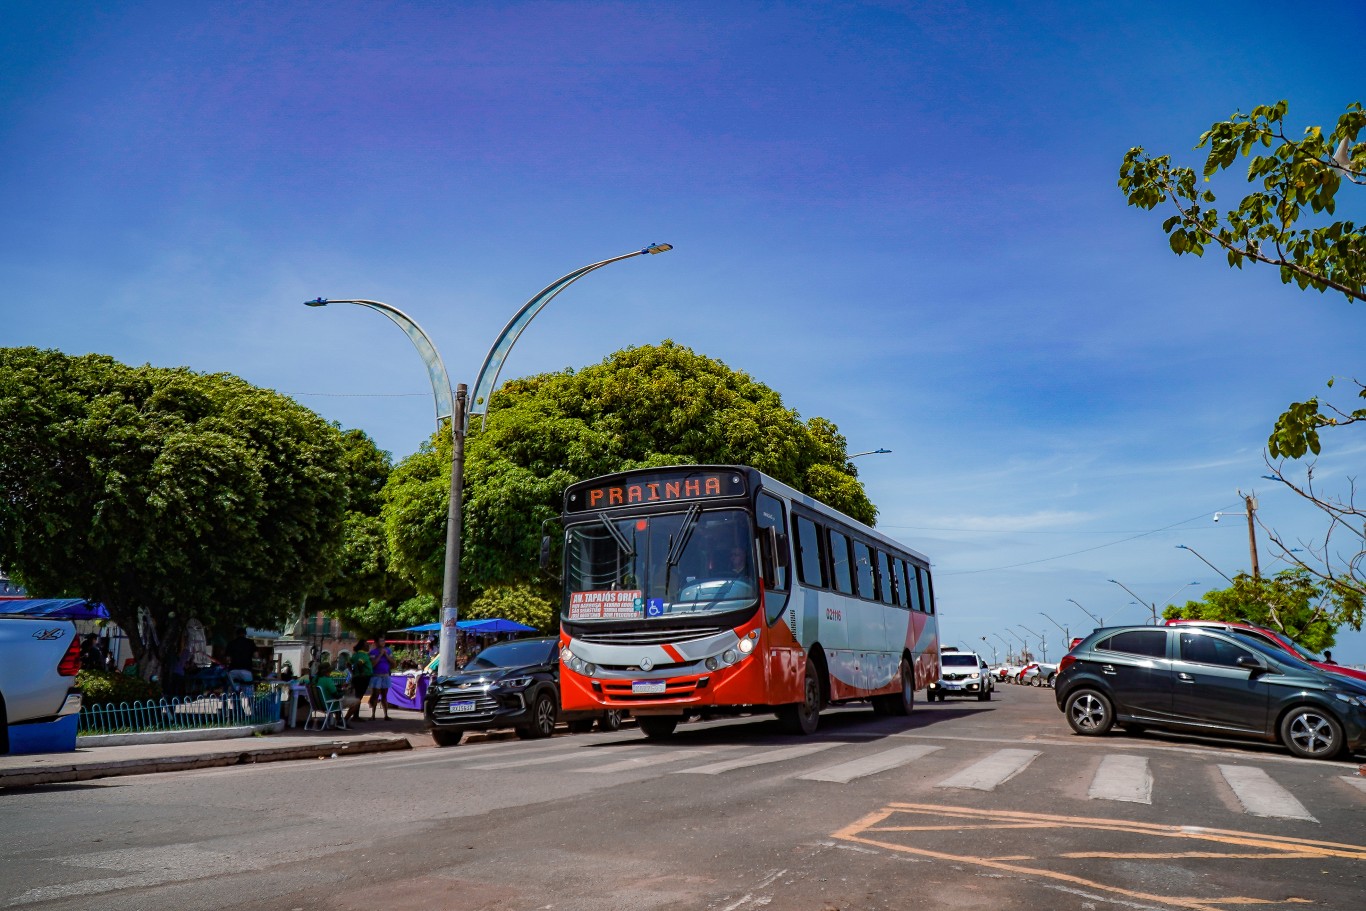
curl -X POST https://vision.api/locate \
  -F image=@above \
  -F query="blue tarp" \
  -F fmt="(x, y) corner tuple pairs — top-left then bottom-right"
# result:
(0, 598), (109, 620)
(400, 618), (536, 634)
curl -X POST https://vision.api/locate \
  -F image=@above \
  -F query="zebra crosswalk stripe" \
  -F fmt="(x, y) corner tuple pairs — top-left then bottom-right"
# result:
(799, 744), (943, 783)
(934, 748), (1040, 791)
(1088, 754), (1152, 804)
(1219, 765), (1316, 821)
(674, 742), (841, 775)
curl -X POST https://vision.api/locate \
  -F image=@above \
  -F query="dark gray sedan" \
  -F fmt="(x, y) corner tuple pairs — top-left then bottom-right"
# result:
(1054, 625), (1366, 760)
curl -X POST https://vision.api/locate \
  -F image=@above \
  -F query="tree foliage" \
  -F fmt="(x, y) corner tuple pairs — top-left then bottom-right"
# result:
(1163, 569), (1364, 653)
(308, 429), (417, 636)
(1121, 100), (1366, 604)
(0, 347), (349, 674)
(383, 341), (876, 608)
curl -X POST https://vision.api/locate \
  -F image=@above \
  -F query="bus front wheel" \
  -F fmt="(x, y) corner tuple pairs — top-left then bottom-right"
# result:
(638, 716), (679, 739)
(778, 659), (822, 735)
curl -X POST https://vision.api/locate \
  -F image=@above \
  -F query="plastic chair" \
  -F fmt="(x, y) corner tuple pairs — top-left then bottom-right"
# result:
(308, 683), (347, 731)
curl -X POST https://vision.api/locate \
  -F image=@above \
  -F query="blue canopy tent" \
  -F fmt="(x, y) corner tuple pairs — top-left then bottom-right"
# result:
(400, 619), (536, 634)
(0, 598), (109, 620)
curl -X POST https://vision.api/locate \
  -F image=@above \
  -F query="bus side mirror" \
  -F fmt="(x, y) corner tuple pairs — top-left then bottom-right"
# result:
(539, 535), (551, 570)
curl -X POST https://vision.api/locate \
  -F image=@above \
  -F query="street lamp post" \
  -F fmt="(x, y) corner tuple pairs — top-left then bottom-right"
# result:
(1018, 624), (1046, 662)
(848, 448), (892, 459)
(306, 243), (672, 678)
(1066, 597), (1104, 629)
(1108, 578), (1199, 625)
(1175, 544), (1233, 584)
(979, 636), (998, 664)
(1039, 611), (1070, 653)
(991, 632), (1013, 664)
(1007, 628), (1030, 662)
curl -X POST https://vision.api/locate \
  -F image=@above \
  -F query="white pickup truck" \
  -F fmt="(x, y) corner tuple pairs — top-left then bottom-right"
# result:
(0, 612), (83, 754)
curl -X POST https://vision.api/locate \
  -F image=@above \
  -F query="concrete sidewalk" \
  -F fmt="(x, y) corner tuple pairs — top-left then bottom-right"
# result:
(0, 707), (435, 789)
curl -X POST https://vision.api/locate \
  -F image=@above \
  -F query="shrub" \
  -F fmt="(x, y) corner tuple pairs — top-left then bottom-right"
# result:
(76, 670), (161, 707)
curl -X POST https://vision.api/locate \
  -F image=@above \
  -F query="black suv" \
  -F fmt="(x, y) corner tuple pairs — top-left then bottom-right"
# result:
(424, 637), (621, 746)
(1055, 625), (1366, 760)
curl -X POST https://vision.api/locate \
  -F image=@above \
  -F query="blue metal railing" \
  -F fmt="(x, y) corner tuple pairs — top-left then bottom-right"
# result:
(78, 688), (282, 735)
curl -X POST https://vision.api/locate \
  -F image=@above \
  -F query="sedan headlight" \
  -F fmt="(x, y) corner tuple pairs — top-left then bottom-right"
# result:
(1334, 692), (1366, 708)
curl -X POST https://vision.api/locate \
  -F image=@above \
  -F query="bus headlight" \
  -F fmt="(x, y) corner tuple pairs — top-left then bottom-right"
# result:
(561, 647), (574, 664)
(705, 656), (719, 670)
(583, 664), (596, 677)
(738, 638), (754, 654)
(722, 649), (738, 665)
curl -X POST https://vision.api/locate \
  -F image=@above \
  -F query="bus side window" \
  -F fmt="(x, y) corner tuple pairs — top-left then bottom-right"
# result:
(829, 530), (854, 595)
(921, 568), (936, 614)
(904, 563), (924, 612)
(852, 540), (875, 601)
(793, 515), (826, 588)
(756, 492), (789, 592)
(878, 551), (896, 605)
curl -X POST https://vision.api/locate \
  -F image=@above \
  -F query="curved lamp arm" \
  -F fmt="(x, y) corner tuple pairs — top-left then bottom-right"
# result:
(305, 298), (454, 429)
(468, 243), (672, 430)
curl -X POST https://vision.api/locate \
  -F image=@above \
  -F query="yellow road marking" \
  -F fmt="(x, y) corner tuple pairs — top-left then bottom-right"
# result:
(833, 803), (1363, 911)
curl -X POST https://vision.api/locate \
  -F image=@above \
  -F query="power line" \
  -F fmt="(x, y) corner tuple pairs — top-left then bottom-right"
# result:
(938, 504), (1239, 576)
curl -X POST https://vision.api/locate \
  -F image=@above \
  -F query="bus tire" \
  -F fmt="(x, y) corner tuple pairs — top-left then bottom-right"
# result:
(777, 658), (822, 735)
(887, 656), (915, 716)
(638, 716), (679, 739)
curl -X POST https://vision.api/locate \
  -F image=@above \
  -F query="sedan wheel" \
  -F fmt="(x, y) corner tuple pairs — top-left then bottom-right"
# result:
(1280, 705), (1344, 759)
(1064, 688), (1114, 735)
(597, 709), (623, 732)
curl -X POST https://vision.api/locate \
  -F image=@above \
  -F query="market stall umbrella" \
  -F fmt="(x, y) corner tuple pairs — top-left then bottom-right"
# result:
(0, 598), (109, 620)
(462, 618), (536, 634)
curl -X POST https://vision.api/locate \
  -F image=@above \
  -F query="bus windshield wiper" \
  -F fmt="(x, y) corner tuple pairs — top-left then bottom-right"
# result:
(598, 514), (635, 558)
(665, 504), (701, 568)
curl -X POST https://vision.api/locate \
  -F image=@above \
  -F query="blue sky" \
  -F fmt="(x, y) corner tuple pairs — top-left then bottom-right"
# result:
(4, 1), (1364, 663)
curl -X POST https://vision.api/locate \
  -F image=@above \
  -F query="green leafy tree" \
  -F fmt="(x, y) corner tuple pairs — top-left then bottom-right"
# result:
(382, 341), (876, 608)
(0, 347), (349, 676)
(307, 429), (417, 636)
(1164, 569), (1363, 653)
(1120, 100), (1366, 601)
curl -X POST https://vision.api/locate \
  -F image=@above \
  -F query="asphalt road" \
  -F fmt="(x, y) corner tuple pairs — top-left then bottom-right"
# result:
(2, 684), (1363, 911)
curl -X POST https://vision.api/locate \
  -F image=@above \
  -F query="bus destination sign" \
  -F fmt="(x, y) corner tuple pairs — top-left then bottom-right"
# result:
(566, 469), (746, 512)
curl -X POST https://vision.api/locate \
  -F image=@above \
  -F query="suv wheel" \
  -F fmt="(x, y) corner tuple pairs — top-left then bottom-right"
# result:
(431, 728), (463, 747)
(1280, 705), (1345, 759)
(517, 691), (557, 739)
(1064, 688), (1114, 735)
(597, 709), (623, 732)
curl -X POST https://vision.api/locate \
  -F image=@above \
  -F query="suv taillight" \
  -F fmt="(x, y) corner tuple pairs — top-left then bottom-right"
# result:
(57, 635), (81, 676)
(1057, 655), (1076, 676)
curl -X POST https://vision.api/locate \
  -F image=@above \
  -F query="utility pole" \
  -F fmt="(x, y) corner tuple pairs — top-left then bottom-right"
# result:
(1243, 491), (1260, 579)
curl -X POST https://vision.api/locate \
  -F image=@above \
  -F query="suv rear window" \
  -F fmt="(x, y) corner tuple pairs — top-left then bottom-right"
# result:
(1095, 630), (1167, 658)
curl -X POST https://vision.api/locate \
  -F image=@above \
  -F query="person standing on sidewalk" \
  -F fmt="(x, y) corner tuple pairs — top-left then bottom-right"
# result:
(368, 636), (394, 720)
(346, 640), (372, 724)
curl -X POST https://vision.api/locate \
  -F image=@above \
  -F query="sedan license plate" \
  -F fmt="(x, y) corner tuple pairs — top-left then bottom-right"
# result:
(631, 680), (666, 695)
(447, 700), (477, 714)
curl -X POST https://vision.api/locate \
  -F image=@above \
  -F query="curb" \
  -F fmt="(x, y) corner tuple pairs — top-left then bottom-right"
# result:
(0, 736), (412, 789)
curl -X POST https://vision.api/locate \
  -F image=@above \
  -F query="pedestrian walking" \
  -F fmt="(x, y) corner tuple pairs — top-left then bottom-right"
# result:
(346, 640), (372, 723)
(369, 636), (394, 720)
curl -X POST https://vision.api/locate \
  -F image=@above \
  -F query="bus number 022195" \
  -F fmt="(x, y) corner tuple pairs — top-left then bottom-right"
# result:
(825, 607), (843, 621)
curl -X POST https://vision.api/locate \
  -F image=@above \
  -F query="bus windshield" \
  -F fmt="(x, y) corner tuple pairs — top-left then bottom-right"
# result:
(563, 507), (756, 620)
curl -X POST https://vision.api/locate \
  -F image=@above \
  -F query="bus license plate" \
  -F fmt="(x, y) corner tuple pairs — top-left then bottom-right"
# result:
(447, 700), (476, 713)
(632, 681), (666, 695)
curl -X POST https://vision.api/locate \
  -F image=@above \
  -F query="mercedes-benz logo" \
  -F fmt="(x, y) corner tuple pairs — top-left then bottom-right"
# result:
(639, 657), (654, 672)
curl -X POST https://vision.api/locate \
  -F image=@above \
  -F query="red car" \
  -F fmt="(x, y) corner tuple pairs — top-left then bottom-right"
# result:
(1164, 619), (1366, 684)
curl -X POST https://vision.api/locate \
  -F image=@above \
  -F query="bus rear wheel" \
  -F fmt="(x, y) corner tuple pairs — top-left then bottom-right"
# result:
(778, 659), (822, 735)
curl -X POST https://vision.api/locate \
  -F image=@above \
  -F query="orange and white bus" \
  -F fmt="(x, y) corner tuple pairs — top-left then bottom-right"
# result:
(556, 465), (940, 738)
